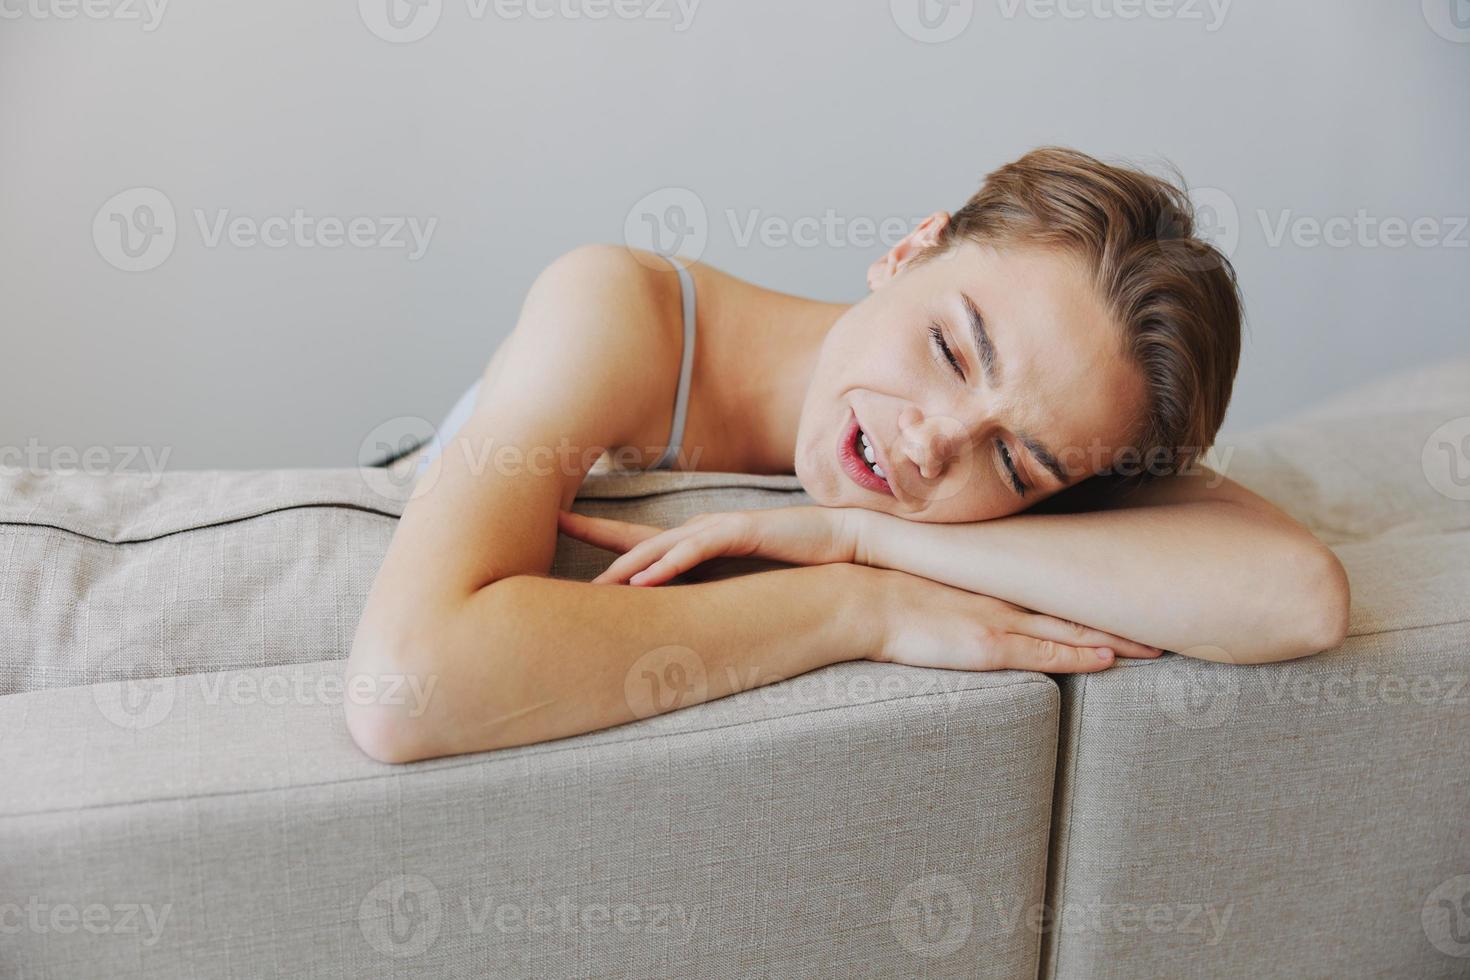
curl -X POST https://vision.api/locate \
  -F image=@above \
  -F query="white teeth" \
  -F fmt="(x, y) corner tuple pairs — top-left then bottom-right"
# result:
(857, 427), (885, 481)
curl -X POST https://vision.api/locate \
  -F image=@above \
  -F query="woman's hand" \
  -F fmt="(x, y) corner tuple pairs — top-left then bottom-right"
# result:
(558, 506), (1161, 672)
(868, 567), (1162, 673)
(557, 506), (859, 586)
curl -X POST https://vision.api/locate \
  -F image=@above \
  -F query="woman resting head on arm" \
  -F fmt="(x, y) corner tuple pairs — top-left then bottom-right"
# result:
(573, 146), (1346, 663)
(351, 146), (1348, 762)
(788, 145), (1242, 521)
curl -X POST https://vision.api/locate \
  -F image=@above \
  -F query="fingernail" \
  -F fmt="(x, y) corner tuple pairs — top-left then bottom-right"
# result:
(1095, 647), (1113, 661)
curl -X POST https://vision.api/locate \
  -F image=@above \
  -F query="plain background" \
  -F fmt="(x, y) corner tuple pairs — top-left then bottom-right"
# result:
(2, 0), (1467, 469)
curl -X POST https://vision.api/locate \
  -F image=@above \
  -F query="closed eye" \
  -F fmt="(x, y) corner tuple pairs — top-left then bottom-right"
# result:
(997, 440), (1028, 497)
(928, 323), (963, 378)
(933, 322), (1026, 496)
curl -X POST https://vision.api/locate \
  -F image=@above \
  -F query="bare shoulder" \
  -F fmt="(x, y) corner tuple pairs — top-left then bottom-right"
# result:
(368, 245), (692, 612)
(514, 243), (682, 357)
(487, 244), (688, 452)
(523, 243), (675, 313)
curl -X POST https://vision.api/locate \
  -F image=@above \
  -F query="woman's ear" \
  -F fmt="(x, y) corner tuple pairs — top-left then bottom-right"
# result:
(866, 211), (951, 290)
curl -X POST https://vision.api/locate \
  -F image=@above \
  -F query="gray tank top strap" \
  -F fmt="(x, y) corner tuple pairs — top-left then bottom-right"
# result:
(647, 255), (696, 471)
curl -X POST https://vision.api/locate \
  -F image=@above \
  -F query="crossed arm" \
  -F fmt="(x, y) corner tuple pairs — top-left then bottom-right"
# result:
(566, 467), (1352, 666)
(852, 475), (1351, 664)
(346, 246), (1350, 764)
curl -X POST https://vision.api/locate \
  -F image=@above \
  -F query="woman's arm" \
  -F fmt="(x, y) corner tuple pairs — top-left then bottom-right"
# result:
(566, 465), (1347, 665)
(349, 562), (873, 762)
(349, 245), (1137, 763)
(852, 468), (1351, 665)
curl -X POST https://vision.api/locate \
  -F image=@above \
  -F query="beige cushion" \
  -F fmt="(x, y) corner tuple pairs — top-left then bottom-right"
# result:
(0, 466), (809, 696)
(2, 605), (1059, 980)
(3, 463), (1070, 977)
(1041, 358), (1470, 979)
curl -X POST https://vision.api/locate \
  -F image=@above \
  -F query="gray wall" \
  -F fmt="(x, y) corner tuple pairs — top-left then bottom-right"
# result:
(2, 0), (1467, 470)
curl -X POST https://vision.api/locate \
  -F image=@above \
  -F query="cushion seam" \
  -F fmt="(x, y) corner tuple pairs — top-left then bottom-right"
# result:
(0, 485), (809, 546)
(1045, 674), (1085, 980)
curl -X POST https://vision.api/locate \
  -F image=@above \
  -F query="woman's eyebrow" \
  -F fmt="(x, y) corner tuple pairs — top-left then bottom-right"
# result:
(1015, 430), (1068, 484)
(960, 292), (1000, 387)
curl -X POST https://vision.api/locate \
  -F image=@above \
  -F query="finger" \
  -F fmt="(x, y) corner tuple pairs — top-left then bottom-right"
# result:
(558, 510), (665, 553)
(628, 536), (721, 587)
(592, 528), (694, 584)
(592, 544), (659, 584)
(597, 514), (744, 584)
(994, 634), (1116, 674)
(1018, 614), (1161, 659)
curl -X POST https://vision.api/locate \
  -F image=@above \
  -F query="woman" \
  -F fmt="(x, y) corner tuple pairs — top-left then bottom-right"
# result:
(347, 146), (1350, 764)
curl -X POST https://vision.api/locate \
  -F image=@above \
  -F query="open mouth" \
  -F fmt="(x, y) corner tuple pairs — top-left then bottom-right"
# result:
(837, 410), (894, 497)
(853, 425), (887, 480)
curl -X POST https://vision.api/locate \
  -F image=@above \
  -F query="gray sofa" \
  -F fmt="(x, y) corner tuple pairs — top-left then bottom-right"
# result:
(2, 359), (1467, 979)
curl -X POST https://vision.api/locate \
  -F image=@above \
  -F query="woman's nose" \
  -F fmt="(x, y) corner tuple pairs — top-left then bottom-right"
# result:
(897, 405), (958, 481)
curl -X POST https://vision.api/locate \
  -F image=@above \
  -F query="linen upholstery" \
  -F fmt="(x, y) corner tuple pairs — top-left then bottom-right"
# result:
(0, 466), (811, 696)
(0, 463), (1059, 978)
(0, 661), (1059, 979)
(3, 356), (1468, 979)
(1041, 358), (1470, 979)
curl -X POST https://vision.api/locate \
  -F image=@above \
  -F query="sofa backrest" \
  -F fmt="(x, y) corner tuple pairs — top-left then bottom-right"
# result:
(3, 357), (1466, 698)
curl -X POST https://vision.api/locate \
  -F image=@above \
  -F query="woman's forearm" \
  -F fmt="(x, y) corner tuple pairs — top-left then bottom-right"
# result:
(345, 562), (877, 763)
(853, 499), (1350, 665)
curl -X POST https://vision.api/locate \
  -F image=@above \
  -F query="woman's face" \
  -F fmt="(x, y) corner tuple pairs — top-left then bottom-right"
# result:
(795, 222), (1148, 523)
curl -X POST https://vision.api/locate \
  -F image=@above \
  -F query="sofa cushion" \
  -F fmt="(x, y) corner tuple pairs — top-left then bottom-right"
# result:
(1041, 358), (1470, 979)
(1214, 358), (1470, 547)
(0, 659), (1060, 980)
(0, 466), (809, 696)
(1041, 626), (1470, 979)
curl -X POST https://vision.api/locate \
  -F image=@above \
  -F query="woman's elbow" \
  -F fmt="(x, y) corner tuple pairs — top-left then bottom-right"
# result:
(1303, 542), (1352, 654)
(343, 622), (445, 764)
(1260, 541), (1351, 664)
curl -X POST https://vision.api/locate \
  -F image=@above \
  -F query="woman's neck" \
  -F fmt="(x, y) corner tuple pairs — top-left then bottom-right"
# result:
(693, 266), (851, 475)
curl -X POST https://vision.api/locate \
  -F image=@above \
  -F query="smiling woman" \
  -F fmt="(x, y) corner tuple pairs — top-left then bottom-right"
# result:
(347, 146), (1349, 764)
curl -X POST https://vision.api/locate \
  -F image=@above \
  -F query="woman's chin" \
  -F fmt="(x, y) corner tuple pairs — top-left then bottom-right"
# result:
(796, 471), (841, 509)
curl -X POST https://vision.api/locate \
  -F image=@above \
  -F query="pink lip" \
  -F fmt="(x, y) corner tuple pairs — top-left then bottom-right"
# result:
(837, 409), (895, 498)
